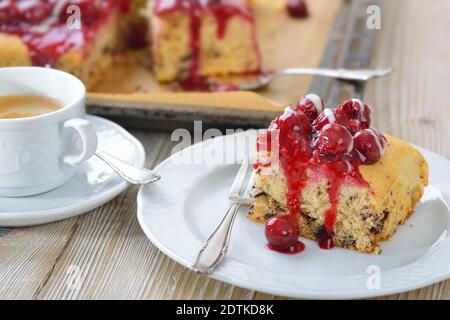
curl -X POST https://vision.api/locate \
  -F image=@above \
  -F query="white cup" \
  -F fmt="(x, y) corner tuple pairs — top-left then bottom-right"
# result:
(0, 67), (98, 197)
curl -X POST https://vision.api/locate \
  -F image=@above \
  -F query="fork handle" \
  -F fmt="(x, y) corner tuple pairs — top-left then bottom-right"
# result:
(272, 68), (388, 82)
(192, 203), (241, 274)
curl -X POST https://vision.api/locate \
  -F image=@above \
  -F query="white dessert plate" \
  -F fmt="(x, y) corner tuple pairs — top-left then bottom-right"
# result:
(138, 131), (450, 299)
(0, 115), (145, 227)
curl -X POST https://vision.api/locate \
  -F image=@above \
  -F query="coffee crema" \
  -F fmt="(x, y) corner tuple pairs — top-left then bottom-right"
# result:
(0, 95), (63, 119)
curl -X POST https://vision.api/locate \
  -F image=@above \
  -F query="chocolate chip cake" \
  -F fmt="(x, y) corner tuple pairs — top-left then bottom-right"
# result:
(150, 0), (261, 86)
(0, 0), (261, 90)
(0, 0), (132, 88)
(250, 94), (429, 254)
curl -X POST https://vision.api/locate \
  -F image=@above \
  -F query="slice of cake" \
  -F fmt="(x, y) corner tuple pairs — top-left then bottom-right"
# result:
(150, 0), (261, 86)
(250, 94), (429, 254)
(0, 0), (130, 89)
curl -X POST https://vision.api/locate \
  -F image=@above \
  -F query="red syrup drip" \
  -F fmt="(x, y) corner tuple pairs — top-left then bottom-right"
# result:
(208, 1), (254, 38)
(265, 215), (303, 254)
(154, 0), (261, 92)
(319, 231), (334, 250)
(267, 241), (305, 255)
(261, 98), (384, 254)
(0, 0), (123, 67)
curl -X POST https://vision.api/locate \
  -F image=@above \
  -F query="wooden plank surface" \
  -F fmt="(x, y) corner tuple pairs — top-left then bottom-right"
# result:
(1, 0), (450, 300)
(309, 0), (380, 103)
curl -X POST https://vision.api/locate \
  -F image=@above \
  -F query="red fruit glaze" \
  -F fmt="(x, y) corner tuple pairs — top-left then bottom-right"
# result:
(60, 0), (99, 24)
(256, 129), (271, 153)
(353, 128), (387, 164)
(258, 94), (385, 254)
(267, 241), (306, 255)
(119, 0), (132, 13)
(334, 102), (353, 129)
(352, 99), (372, 129)
(275, 105), (312, 137)
(254, 128), (274, 169)
(18, 0), (52, 25)
(312, 108), (336, 131)
(337, 99), (372, 133)
(314, 123), (353, 156)
(154, 0), (261, 91)
(286, 0), (309, 18)
(265, 215), (301, 251)
(296, 94), (324, 124)
(0, 1), (20, 25)
(319, 230), (335, 250)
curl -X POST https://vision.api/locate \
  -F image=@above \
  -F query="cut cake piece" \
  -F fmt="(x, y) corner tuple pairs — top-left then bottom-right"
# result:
(0, 0), (130, 89)
(150, 0), (261, 84)
(250, 95), (429, 254)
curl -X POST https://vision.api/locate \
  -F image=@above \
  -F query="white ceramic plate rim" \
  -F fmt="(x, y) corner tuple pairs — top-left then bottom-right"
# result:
(0, 115), (146, 226)
(137, 131), (450, 299)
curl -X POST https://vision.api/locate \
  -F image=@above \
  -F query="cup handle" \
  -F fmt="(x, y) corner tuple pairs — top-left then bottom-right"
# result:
(63, 118), (98, 165)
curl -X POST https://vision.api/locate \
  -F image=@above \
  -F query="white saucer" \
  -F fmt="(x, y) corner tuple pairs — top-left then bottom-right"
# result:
(0, 115), (145, 227)
(137, 131), (450, 299)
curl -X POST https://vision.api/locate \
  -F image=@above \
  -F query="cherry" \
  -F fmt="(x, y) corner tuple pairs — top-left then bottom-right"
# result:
(0, 0), (20, 25)
(265, 215), (299, 250)
(275, 105), (312, 136)
(314, 123), (353, 156)
(286, 0), (309, 18)
(275, 106), (312, 157)
(335, 100), (354, 129)
(296, 94), (324, 124)
(312, 108), (336, 131)
(351, 99), (371, 130)
(337, 99), (371, 133)
(17, 0), (53, 25)
(353, 128), (386, 164)
(60, 0), (99, 24)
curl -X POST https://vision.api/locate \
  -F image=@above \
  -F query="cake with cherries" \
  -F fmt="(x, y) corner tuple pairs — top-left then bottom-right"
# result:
(150, 0), (261, 86)
(250, 94), (428, 254)
(0, 0), (132, 88)
(0, 0), (261, 89)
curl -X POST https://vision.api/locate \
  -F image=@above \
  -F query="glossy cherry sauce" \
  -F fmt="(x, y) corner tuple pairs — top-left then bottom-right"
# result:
(258, 96), (386, 254)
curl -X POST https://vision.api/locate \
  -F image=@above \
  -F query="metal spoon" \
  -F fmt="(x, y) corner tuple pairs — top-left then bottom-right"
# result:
(238, 68), (393, 91)
(95, 150), (161, 185)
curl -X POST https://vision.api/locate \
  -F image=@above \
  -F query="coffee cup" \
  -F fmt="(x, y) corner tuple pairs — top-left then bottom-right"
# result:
(0, 67), (98, 197)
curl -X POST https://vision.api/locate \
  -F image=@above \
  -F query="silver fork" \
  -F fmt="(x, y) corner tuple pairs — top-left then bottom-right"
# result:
(192, 159), (254, 274)
(238, 68), (393, 91)
(94, 150), (161, 185)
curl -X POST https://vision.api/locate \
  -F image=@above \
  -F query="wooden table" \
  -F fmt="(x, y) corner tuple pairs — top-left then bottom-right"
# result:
(0, 0), (449, 300)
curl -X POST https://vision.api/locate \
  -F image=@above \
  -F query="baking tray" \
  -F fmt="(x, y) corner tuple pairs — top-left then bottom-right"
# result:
(88, 0), (378, 130)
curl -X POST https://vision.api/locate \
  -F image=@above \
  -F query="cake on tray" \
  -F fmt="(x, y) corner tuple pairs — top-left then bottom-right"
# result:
(150, 0), (261, 86)
(250, 94), (429, 254)
(0, 0), (132, 89)
(0, 0), (262, 90)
